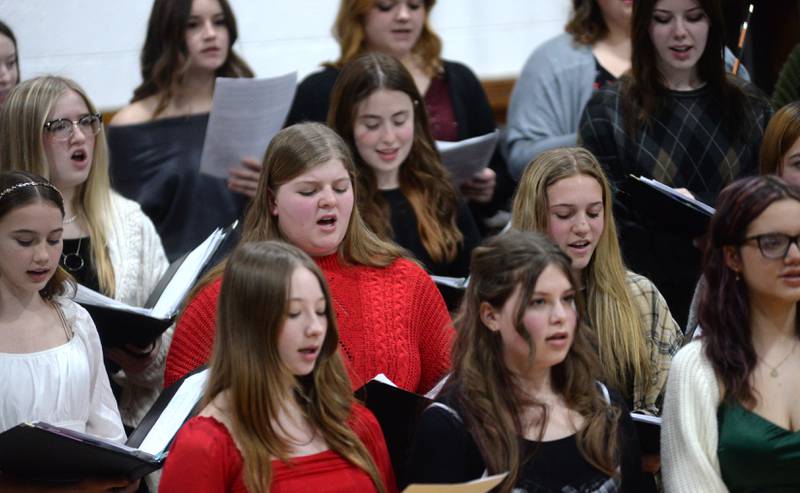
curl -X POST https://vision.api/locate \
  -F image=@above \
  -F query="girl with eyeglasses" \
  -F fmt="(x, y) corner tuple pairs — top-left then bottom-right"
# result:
(0, 171), (137, 493)
(0, 76), (170, 433)
(662, 175), (800, 492)
(108, 0), (255, 261)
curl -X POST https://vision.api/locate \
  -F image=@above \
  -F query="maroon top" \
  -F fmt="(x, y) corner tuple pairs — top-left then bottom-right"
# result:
(424, 74), (459, 142)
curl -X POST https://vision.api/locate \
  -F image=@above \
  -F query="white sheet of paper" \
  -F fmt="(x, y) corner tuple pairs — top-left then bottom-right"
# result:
(72, 284), (153, 317)
(199, 73), (297, 179)
(435, 130), (499, 186)
(402, 472), (508, 493)
(137, 369), (210, 457)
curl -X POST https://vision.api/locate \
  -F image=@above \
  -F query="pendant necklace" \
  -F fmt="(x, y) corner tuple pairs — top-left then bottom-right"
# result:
(759, 339), (798, 378)
(62, 237), (85, 272)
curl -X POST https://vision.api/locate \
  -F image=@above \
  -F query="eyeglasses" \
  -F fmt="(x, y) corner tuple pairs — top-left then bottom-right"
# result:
(43, 113), (102, 141)
(743, 233), (800, 259)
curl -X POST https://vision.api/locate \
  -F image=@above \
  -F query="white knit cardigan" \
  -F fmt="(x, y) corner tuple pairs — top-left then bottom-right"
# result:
(661, 340), (729, 492)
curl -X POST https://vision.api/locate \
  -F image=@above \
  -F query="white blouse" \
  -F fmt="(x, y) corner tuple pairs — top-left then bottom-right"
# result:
(0, 297), (125, 443)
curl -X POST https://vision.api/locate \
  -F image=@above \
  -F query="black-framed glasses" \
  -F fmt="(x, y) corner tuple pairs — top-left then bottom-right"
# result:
(743, 233), (800, 259)
(43, 113), (102, 141)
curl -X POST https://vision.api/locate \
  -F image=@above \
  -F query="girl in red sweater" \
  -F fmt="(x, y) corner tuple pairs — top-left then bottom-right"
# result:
(160, 241), (395, 492)
(165, 122), (453, 394)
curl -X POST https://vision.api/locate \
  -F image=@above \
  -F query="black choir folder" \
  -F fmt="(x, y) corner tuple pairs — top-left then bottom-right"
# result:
(0, 367), (209, 482)
(71, 223), (235, 348)
(623, 175), (715, 237)
(630, 412), (661, 455)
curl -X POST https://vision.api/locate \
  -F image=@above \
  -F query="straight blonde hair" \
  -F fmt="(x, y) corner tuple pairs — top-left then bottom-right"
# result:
(0, 76), (116, 296)
(511, 147), (651, 400)
(204, 240), (385, 492)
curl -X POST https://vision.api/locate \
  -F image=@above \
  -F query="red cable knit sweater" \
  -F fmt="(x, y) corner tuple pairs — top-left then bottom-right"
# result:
(165, 254), (453, 393)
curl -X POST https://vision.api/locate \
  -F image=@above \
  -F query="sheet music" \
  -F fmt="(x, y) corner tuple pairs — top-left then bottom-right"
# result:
(638, 176), (715, 215)
(402, 472), (508, 493)
(150, 227), (225, 319)
(630, 412), (661, 426)
(199, 73), (298, 179)
(430, 276), (469, 289)
(435, 130), (499, 186)
(72, 284), (153, 317)
(137, 369), (210, 456)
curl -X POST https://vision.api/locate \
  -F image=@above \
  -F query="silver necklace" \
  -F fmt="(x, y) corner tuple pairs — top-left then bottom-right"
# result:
(63, 213), (78, 224)
(62, 237), (85, 272)
(759, 339), (798, 378)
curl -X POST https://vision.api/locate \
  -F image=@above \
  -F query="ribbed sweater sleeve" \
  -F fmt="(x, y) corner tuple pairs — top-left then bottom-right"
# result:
(661, 341), (728, 492)
(163, 278), (222, 388)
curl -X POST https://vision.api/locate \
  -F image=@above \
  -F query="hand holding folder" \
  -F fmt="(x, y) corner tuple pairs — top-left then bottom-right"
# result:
(622, 175), (715, 237)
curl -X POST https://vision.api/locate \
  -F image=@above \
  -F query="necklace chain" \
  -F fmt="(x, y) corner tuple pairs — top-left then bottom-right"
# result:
(758, 339), (798, 378)
(63, 213), (78, 224)
(61, 237), (85, 272)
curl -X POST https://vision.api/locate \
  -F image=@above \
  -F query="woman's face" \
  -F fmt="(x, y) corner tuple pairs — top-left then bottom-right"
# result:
(649, 0), (709, 86)
(363, 0), (426, 59)
(0, 201), (63, 297)
(0, 32), (19, 106)
(183, 0), (230, 74)
(730, 199), (800, 308)
(596, 0), (633, 31)
(353, 89), (415, 190)
(277, 265), (328, 376)
(545, 174), (605, 272)
(270, 159), (355, 257)
(484, 264), (577, 376)
(780, 136), (800, 188)
(42, 89), (95, 193)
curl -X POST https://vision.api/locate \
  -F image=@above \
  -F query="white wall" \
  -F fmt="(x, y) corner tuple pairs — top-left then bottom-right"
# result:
(0, 0), (570, 110)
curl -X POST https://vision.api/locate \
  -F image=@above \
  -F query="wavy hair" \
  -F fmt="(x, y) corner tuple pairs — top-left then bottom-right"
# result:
(0, 76), (116, 297)
(444, 230), (619, 492)
(203, 240), (385, 492)
(330, 0), (442, 75)
(699, 175), (800, 406)
(565, 0), (610, 45)
(511, 147), (651, 403)
(0, 171), (72, 299)
(131, 0), (253, 118)
(329, 52), (462, 263)
(759, 101), (800, 176)
(621, 0), (750, 140)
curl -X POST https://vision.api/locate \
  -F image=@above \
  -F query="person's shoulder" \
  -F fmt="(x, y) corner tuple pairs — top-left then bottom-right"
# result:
(728, 76), (771, 108)
(527, 32), (591, 66)
(172, 415), (239, 458)
(624, 270), (658, 296)
(442, 59), (478, 80)
(671, 340), (710, 375)
(109, 98), (157, 126)
(54, 296), (92, 328)
(107, 191), (144, 218)
(298, 65), (341, 89)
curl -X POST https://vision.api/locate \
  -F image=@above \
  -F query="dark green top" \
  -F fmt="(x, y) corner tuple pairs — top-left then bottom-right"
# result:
(717, 400), (800, 492)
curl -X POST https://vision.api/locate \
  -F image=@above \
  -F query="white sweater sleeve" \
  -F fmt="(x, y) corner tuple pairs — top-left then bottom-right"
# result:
(661, 341), (729, 493)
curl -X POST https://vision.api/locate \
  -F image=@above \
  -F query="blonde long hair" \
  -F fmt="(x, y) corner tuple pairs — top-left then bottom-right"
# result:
(511, 147), (651, 400)
(204, 240), (385, 492)
(0, 76), (116, 296)
(330, 0), (442, 76)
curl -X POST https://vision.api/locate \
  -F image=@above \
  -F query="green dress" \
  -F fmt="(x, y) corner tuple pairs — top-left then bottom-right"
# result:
(717, 400), (800, 492)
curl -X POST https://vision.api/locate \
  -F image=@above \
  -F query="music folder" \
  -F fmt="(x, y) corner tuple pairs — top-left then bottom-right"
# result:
(630, 412), (661, 455)
(0, 367), (209, 482)
(622, 175), (715, 237)
(71, 222), (235, 348)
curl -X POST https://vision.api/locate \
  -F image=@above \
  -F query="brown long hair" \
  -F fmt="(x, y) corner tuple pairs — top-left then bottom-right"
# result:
(328, 52), (462, 263)
(699, 175), (800, 406)
(0, 76), (116, 297)
(203, 240), (385, 492)
(621, 0), (750, 140)
(0, 171), (72, 299)
(193, 122), (405, 295)
(330, 0), (442, 75)
(131, 0), (253, 118)
(759, 101), (800, 176)
(565, 0), (611, 45)
(511, 148), (652, 404)
(0, 20), (19, 82)
(445, 230), (620, 492)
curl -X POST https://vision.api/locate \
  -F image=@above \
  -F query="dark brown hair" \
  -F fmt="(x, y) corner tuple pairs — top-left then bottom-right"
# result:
(328, 52), (462, 263)
(444, 230), (620, 492)
(565, 0), (610, 45)
(0, 20), (19, 81)
(131, 0), (253, 117)
(621, 0), (750, 140)
(759, 101), (800, 176)
(699, 175), (800, 405)
(0, 171), (71, 299)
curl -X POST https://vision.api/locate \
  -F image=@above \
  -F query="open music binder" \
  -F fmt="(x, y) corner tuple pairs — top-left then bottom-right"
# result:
(623, 175), (715, 237)
(71, 222), (236, 347)
(0, 367), (209, 482)
(630, 412), (661, 455)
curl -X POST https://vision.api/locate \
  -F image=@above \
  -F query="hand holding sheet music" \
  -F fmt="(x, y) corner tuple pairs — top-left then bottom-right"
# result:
(436, 130), (499, 186)
(199, 73), (298, 179)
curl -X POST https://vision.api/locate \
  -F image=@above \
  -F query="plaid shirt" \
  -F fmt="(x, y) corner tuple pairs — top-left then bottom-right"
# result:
(578, 81), (772, 205)
(627, 271), (684, 415)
